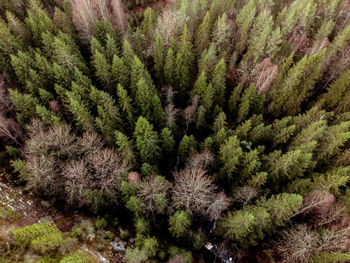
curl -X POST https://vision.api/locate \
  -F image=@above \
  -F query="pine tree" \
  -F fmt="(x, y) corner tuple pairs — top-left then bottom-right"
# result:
(320, 69), (350, 112)
(175, 25), (194, 101)
(117, 84), (134, 126)
(164, 47), (176, 86)
(198, 43), (218, 77)
(130, 55), (154, 97)
(234, 0), (256, 60)
(269, 50), (326, 117)
(141, 7), (157, 46)
(257, 193), (303, 228)
(218, 206), (270, 246)
(169, 211), (191, 238)
(237, 84), (264, 123)
(92, 49), (112, 89)
(154, 33), (165, 82)
(6, 11), (31, 42)
(246, 11), (274, 63)
(211, 58), (226, 106)
(9, 89), (39, 125)
(111, 55), (129, 88)
(178, 135), (197, 161)
(134, 116), (161, 164)
(115, 131), (136, 167)
(135, 78), (163, 126)
(160, 127), (175, 155)
(212, 13), (232, 58)
(219, 136), (243, 181)
(267, 147), (313, 182)
(195, 12), (211, 55)
(25, 0), (58, 45)
(65, 91), (94, 132)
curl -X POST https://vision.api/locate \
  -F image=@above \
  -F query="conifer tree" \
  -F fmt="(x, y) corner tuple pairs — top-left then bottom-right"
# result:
(65, 91), (94, 132)
(135, 78), (163, 126)
(175, 25), (194, 101)
(117, 84), (134, 126)
(112, 55), (129, 88)
(160, 127), (175, 155)
(154, 33), (165, 82)
(219, 136), (243, 181)
(237, 84), (264, 123)
(218, 206), (270, 246)
(141, 7), (157, 46)
(195, 12), (211, 55)
(164, 47), (176, 86)
(134, 116), (161, 164)
(234, 0), (256, 60)
(169, 211), (191, 238)
(92, 49), (112, 89)
(178, 135), (197, 162)
(115, 131), (136, 167)
(130, 55), (154, 97)
(212, 13), (232, 58)
(211, 58), (226, 106)
(257, 193), (303, 228)
(9, 89), (39, 125)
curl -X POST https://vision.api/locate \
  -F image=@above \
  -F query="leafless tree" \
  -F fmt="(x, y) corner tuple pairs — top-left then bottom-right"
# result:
(137, 175), (171, 215)
(155, 3), (182, 45)
(274, 224), (320, 263)
(253, 57), (278, 94)
(182, 95), (199, 130)
(185, 150), (214, 171)
(172, 166), (228, 219)
(70, 0), (126, 42)
(63, 159), (90, 207)
(295, 190), (336, 217)
(167, 255), (185, 263)
(0, 75), (22, 144)
(233, 186), (259, 206)
(26, 155), (62, 197)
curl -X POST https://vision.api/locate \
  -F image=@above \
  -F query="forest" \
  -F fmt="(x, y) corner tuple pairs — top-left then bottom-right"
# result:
(1, 0), (350, 262)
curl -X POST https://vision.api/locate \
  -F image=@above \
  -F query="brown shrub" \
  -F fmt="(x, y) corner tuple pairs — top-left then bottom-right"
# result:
(128, 171), (140, 185)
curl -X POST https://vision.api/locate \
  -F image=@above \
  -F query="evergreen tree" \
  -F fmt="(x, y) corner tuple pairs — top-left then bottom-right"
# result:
(112, 55), (129, 88)
(211, 58), (226, 106)
(154, 33), (165, 82)
(135, 78), (163, 126)
(134, 116), (161, 164)
(65, 91), (94, 132)
(178, 135), (197, 161)
(9, 89), (39, 125)
(257, 193), (303, 228)
(219, 136), (244, 181)
(169, 211), (191, 238)
(117, 84), (134, 126)
(195, 12), (211, 55)
(175, 25), (194, 101)
(115, 131), (136, 167)
(164, 47), (176, 86)
(160, 127), (175, 155)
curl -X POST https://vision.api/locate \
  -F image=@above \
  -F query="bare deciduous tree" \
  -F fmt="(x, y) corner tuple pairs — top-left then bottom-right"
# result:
(253, 57), (278, 94)
(274, 224), (320, 263)
(70, 0), (126, 42)
(233, 186), (259, 206)
(172, 166), (228, 219)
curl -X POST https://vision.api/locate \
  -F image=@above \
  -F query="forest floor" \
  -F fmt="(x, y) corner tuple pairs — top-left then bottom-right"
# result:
(0, 174), (125, 263)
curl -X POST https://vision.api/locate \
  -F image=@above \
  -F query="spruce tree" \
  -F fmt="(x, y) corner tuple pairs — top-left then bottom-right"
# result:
(134, 116), (161, 164)
(195, 12), (211, 55)
(169, 211), (191, 238)
(154, 33), (165, 82)
(211, 58), (226, 106)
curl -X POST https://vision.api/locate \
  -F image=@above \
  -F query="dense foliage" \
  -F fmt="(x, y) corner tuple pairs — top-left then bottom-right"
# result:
(1, 0), (350, 262)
